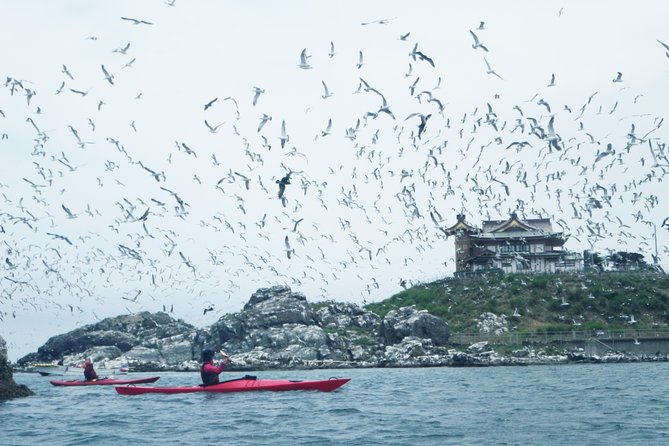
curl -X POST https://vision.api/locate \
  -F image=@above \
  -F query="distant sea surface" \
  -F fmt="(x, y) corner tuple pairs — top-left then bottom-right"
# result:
(3, 364), (668, 445)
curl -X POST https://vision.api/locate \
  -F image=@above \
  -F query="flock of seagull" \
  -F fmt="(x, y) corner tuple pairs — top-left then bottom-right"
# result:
(1, 5), (668, 335)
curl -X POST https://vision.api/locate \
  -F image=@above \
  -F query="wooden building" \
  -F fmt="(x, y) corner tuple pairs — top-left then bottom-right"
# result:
(444, 213), (582, 275)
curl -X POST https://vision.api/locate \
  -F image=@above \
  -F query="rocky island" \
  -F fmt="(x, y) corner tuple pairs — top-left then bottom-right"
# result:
(15, 286), (668, 377)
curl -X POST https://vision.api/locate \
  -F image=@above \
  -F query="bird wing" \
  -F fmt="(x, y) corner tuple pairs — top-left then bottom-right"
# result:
(470, 30), (480, 45)
(483, 56), (492, 70)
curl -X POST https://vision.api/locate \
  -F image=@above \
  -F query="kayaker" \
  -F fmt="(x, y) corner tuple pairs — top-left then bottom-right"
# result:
(83, 358), (99, 381)
(200, 348), (231, 386)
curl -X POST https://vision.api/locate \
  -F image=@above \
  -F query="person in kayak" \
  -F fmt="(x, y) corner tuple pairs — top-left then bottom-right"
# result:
(83, 358), (99, 381)
(200, 348), (231, 386)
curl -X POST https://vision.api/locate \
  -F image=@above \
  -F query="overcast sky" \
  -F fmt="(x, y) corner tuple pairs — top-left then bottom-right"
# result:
(1, 1), (668, 360)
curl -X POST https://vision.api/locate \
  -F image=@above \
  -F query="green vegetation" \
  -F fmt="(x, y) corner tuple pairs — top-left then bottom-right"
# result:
(365, 272), (669, 334)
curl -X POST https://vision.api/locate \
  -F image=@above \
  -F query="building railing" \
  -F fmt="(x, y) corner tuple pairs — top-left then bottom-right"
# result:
(449, 328), (669, 346)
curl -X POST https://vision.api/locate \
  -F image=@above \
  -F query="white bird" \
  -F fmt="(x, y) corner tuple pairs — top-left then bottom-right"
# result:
(483, 57), (503, 79)
(113, 43), (131, 55)
(298, 49), (312, 69)
(321, 80), (333, 99)
(252, 86), (265, 106)
(328, 41), (336, 58)
(278, 120), (289, 148)
(470, 30), (489, 51)
(204, 120), (224, 133)
(62, 64), (74, 80)
(612, 71), (623, 83)
(356, 50), (365, 69)
(121, 16), (153, 25)
(284, 235), (295, 259)
(399, 32), (410, 41)
(101, 65), (114, 85)
(61, 204), (77, 218)
(547, 73), (556, 87)
(321, 118), (332, 137)
(257, 114), (272, 133)
(547, 116), (562, 151)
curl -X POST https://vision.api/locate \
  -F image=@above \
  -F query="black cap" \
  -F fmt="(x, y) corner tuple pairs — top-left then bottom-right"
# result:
(201, 348), (215, 361)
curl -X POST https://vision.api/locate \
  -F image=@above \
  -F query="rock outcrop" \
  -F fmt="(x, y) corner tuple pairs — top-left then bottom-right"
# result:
(18, 312), (203, 371)
(0, 336), (33, 400)
(18, 286), (451, 371)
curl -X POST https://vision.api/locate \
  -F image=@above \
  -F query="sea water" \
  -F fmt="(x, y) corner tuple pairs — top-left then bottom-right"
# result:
(2, 363), (668, 445)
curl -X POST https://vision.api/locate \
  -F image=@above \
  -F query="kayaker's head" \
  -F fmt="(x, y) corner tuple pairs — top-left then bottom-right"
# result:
(201, 348), (215, 362)
(85, 358), (92, 366)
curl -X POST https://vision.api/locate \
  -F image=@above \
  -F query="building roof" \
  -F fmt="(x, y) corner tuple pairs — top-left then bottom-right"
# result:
(445, 212), (564, 238)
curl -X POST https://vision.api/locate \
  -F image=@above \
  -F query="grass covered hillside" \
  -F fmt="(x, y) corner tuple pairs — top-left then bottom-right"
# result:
(366, 272), (669, 334)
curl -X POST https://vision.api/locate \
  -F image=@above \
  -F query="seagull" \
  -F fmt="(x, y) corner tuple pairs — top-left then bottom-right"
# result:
(69, 88), (89, 96)
(547, 116), (562, 151)
(121, 17), (153, 25)
(252, 86), (265, 106)
(399, 32), (411, 41)
(204, 97), (218, 110)
(204, 119), (224, 133)
(612, 71), (623, 83)
(284, 235), (295, 259)
(113, 43), (131, 55)
(61, 204), (77, 218)
(477, 21), (485, 30)
(409, 44), (435, 67)
(321, 118), (333, 137)
(203, 305), (215, 315)
(276, 171), (291, 198)
(360, 17), (395, 25)
(46, 232), (73, 245)
(278, 120), (289, 148)
(122, 58), (136, 69)
(328, 41), (336, 58)
(547, 73), (556, 87)
(101, 65), (114, 85)
(62, 65), (74, 80)
(469, 30), (489, 51)
(321, 80), (333, 99)
(257, 113), (272, 133)
(483, 57), (503, 79)
(298, 48), (312, 69)
(537, 98), (551, 113)
(356, 50), (365, 69)
(405, 113), (431, 139)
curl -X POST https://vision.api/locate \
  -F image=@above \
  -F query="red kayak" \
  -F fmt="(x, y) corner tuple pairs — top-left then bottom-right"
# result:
(115, 375), (349, 395)
(50, 376), (160, 387)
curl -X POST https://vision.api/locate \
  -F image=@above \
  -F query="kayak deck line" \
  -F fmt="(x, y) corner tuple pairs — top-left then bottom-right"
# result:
(115, 377), (350, 395)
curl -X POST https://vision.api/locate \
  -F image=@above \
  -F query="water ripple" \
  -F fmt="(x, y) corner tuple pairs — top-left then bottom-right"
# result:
(3, 365), (669, 445)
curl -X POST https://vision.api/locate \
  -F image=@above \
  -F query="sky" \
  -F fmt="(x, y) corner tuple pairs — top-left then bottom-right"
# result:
(1, 1), (668, 361)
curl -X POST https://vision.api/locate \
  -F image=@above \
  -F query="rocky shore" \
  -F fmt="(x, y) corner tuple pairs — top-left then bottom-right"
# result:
(1, 336), (34, 400)
(13, 286), (669, 376)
